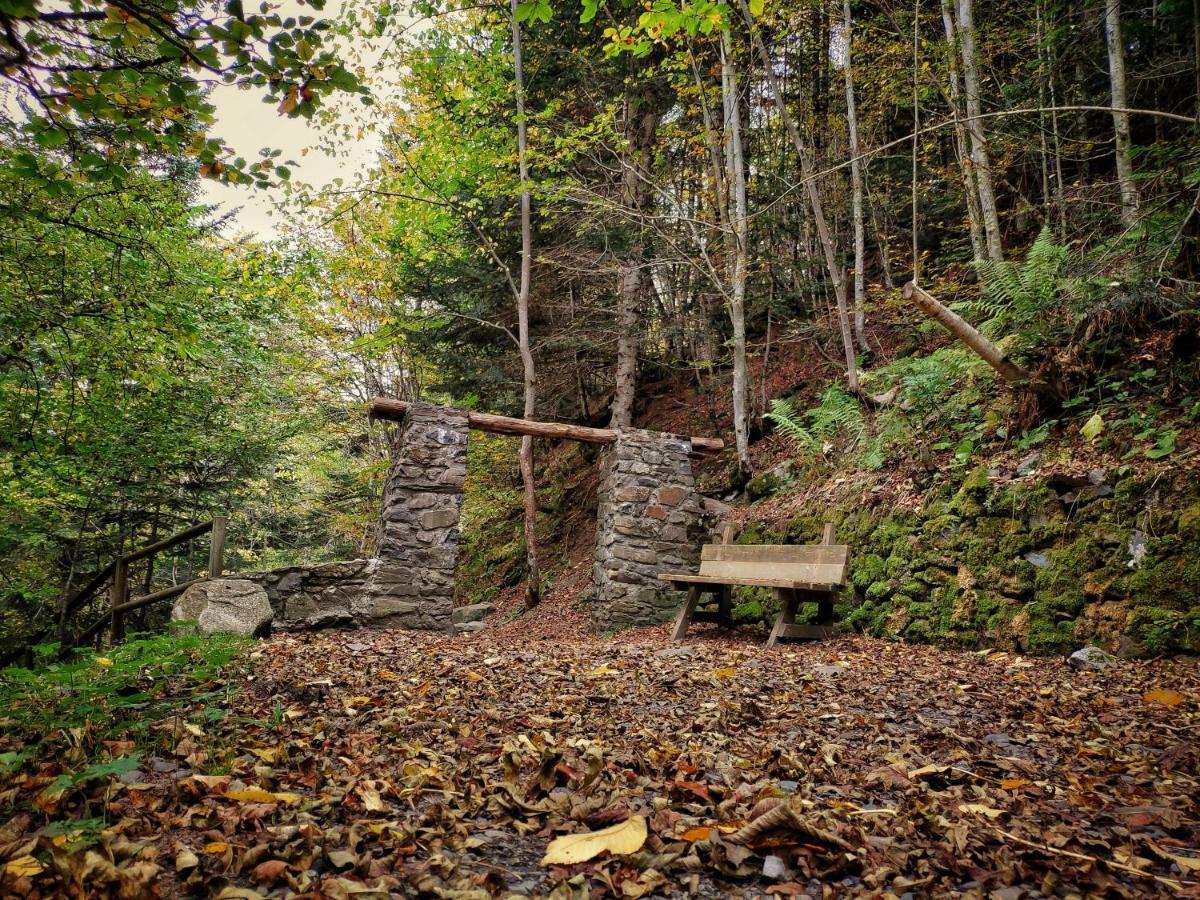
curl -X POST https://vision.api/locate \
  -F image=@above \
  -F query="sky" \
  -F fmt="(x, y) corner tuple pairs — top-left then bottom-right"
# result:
(199, 1), (414, 240)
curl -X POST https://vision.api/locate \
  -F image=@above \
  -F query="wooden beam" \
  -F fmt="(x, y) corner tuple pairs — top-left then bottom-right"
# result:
(368, 398), (725, 455)
(123, 520), (213, 565)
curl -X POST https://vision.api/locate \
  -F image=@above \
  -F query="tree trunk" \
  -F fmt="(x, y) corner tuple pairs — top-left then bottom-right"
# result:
(842, 0), (867, 345)
(739, 0), (859, 394)
(509, 0), (540, 608)
(609, 79), (669, 428)
(1104, 0), (1138, 228)
(911, 0), (922, 282)
(903, 282), (1031, 385)
(940, 0), (986, 261)
(956, 0), (1004, 261)
(722, 33), (752, 476)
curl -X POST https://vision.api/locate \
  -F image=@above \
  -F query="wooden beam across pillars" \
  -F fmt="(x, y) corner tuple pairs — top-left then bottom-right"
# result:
(368, 398), (725, 456)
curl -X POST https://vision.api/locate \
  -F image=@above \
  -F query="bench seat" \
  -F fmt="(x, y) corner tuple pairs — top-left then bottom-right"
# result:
(661, 526), (849, 645)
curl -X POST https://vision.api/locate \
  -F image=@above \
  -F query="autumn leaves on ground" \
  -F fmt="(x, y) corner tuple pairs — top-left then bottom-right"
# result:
(2, 623), (1198, 898)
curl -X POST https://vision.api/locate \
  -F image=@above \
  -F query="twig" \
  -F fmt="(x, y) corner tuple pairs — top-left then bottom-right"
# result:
(994, 828), (1196, 890)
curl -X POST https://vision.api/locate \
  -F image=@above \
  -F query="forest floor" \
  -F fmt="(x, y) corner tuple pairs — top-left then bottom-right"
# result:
(3, 624), (1199, 898)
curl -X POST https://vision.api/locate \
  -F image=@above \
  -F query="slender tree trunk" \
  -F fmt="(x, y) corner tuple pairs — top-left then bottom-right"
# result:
(738, 0), (858, 393)
(509, 0), (540, 608)
(842, 0), (867, 345)
(956, 0), (1004, 261)
(722, 33), (752, 475)
(1104, 0), (1138, 228)
(940, 0), (986, 261)
(911, 0), (922, 282)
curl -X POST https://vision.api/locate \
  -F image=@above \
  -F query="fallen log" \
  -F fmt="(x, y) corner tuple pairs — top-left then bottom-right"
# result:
(368, 398), (725, 455)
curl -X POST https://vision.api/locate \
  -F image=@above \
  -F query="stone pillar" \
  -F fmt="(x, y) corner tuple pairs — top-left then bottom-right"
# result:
(592, 428), (704, 626)
(366, 403), (468, 629)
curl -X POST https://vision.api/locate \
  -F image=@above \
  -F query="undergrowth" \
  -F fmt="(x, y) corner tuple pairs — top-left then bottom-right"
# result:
(0, 632), (249, 786)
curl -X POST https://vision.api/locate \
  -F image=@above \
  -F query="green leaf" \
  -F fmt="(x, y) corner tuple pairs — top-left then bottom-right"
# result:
(748, 0), (765, 16)
(1080, 413), (1104, 441)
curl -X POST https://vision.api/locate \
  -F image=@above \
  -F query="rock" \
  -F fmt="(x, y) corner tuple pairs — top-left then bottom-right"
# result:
(1069, 645), (1114, 671)
(172, 579), (272, 636)
(1023, 552), (1049, 569)
(812, 664), (846, 678)
(655, 646), (695, 658)
(454, 621), (485, 635)
(1015, 453), (1041, 477)
(778, 780), (799, 793)
(1126, 530), (1147, 569)
(451, 602), (493, 625)
(762, 855), (788, 880)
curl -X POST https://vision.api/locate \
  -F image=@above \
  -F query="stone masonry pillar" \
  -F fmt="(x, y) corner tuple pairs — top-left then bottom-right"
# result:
(592, 428), (704, 627)
(366, 403), (469, 629)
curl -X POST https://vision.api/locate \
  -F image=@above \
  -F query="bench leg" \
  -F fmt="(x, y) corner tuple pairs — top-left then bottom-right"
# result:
(718, 585), (733, 627)
(817, 592), (834, 626)
(671, 585), (701, 641)
(767, 588), (798, 648)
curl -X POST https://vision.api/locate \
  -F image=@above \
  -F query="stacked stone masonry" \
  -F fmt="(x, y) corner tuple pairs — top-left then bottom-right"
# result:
(592, 428), (704, 626)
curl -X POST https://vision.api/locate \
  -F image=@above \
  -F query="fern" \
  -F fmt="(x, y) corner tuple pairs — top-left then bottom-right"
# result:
(765, 398), (817, 451)
(966, 228), (1072, 345)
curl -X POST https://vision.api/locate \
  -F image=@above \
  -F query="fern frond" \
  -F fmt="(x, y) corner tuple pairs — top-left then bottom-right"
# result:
(765, 398), (817, 452)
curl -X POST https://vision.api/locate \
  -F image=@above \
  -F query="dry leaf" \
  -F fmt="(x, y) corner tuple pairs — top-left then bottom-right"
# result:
(541, 815), (647, 865)
(959, 804), (1004, 819)
(226, 787), (302, 805)
(1000, 778), (1030, 790)
(1143, 689), (1185, 707)
(680, 825), (713, 842)
(175, 849), (199, 871)
(4, 855), (44, 877)
(251, 859), (289, 883)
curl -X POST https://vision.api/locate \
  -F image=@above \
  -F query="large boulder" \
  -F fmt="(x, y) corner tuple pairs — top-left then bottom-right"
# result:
(172, 579), (273, 636)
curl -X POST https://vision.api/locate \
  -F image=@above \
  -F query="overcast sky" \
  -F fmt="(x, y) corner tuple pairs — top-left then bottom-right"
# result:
(200, 2), (413, 240)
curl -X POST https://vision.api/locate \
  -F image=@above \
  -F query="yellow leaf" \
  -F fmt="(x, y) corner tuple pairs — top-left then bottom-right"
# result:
(680, 825), (712, 842)
(205, 841), (230, 853)
(350, 696), (372, 704)
(226, 788), (302, 805)
(709, 667), (737, 679)
(1168, 853), (1200, 873)
(907, 764), (948, 779)
(95, 657), (113, 668)
(587, 665), (619, 676)
(464, 671), (485, 682)
(249, 747), (280, 763)
(4, 855), (44, 877)
(1143, 689), (1185, 707)
(959, 803), (1004, 819)
(1000, 778), (1029, 790)
(541, 815), (648, 865)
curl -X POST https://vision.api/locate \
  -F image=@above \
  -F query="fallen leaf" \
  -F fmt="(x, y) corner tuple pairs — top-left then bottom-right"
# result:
(205, 841), (231, 853)
(541, 815), (647, 865)
(175, 849), (199, 871)
(1143, 689), (1185, 707)
(226, 787), (302, 805)
(4, 855), (44, 877)
(251, 859), (289, 883)
(680, 825), (712, 842)
(959, 803), (1005, 819)
(1000, 778), (1030, 790)
(95, 657), (113, 668)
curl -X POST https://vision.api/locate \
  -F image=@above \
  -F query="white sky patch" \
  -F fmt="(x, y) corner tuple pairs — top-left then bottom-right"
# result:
(200, 0), (415, 241)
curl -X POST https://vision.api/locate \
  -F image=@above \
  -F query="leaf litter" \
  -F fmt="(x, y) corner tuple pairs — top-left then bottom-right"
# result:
(1, 629), (1197, 897)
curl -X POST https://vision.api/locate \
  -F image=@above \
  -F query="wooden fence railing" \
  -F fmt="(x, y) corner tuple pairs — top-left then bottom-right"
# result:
(67, 516), (227, 649)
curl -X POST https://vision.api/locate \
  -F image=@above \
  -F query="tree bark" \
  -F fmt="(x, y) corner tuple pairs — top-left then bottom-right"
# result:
(609, 75), (671, 428)
(1104, 0), (1138, 228)
(842, 0), (867, 345)
(509, 0), (540, 607)
(940, 0), (986, 261)
(722, 33), (752, 476)
(956, 0), (1004, 261)
(738, 0), (859, 394)
(368, 398), (725, 453)
(902, 282), (1031, 385)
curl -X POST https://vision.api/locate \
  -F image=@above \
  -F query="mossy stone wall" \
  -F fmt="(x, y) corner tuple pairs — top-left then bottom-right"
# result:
(748, 467), (1200, 655)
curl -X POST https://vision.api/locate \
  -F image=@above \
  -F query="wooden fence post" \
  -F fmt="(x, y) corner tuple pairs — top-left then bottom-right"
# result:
(110, 558), (129, 643)
(208, 516), (227, 578)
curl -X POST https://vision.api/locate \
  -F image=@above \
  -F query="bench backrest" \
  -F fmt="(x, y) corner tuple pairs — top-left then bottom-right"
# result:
(697, 543), (849, 587)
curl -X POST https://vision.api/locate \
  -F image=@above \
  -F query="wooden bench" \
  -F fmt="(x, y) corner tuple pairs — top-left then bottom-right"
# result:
(659, 524), (849, 646)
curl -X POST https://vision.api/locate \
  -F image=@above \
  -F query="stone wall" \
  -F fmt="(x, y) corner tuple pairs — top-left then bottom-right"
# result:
(236, 403), (473, 632)
(372, 403), (469, 629)
(592, 428), (704, 626)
